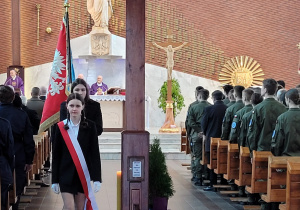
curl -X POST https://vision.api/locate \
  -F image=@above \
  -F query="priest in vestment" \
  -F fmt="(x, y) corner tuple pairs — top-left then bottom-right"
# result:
(90, 75), (108, 95)
(4, 69), (24, 95)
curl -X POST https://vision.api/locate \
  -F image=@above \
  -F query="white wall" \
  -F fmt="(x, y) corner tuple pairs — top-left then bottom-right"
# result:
(2, 34), (223, 128)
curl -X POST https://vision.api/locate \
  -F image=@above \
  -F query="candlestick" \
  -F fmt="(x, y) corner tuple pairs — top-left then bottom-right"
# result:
(117, 171), (121, 210)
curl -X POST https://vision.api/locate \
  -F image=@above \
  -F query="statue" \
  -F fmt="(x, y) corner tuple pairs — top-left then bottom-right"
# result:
(87, 0), (113, 56)
(152, 42), (188, 81)
(87, 0), (113, 30)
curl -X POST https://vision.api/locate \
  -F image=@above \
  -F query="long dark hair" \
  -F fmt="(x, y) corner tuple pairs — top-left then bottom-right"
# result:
(71, 78), (90, 103)
(63, 93), (88, 130)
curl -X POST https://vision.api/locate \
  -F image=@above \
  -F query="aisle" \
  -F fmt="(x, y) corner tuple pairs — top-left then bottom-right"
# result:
(19, 160), (242, 210)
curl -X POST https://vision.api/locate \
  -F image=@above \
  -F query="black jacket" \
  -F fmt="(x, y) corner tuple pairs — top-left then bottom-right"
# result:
(201, 100), (227, 152)
(0, 103), (35, 165)
(60, 99), (103, 136)
(52, 119), (102, 185)
(0, 117), (14, 185)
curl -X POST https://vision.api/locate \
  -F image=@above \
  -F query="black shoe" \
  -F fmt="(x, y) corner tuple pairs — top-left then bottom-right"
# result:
(194, 178), (203, 186)
(203, 186), (214, 191)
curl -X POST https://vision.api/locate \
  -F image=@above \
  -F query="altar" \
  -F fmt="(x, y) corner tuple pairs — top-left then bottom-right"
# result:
(90, 95), (126, 132)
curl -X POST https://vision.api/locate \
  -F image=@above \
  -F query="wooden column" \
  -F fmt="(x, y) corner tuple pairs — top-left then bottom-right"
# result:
(11, 0), (21, 65)
(122, 0), (148, 209)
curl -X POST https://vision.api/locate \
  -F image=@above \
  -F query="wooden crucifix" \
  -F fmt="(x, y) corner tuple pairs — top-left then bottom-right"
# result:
(152, 29), (188, 133)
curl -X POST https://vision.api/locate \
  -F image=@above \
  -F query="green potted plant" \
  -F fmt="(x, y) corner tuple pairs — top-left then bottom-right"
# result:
(149, 138), (175, 210)
(157, 78), (185, 117)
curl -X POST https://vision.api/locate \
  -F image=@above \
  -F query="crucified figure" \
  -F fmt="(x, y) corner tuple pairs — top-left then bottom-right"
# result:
(152, 42), (188, 80)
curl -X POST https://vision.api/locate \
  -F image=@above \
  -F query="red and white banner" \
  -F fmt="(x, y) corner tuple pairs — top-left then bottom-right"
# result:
(38, 18), (68, 133)
(58, 120), (98, 210)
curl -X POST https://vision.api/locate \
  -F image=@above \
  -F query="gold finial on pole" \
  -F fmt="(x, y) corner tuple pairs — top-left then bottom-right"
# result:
(64, 2), (70, 12)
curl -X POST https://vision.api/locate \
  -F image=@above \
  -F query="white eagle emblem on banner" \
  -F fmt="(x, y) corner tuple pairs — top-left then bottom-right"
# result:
(49, 49), (66, 96)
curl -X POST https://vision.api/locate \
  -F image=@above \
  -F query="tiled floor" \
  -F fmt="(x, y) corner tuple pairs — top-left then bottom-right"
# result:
(19, 160), (244, 210)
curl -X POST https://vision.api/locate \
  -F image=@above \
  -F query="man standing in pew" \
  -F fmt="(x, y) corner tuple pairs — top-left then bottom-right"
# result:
(246, 79), (286, 155)
(271, 88), (300, 156)
(188, 89), (211, 186)
(222, 84), (233, 105)
(221, 85), (245, 141)
(0, 117), (14, 210)
(185, 86), (203, 182)
(226, 89), (236, 107)
(201, 90), (227, 191)
(0, 85), (35, 210)
(246, 79), (286, 209)
(239, 92), (263, 148)
(229, 88), (254, 144)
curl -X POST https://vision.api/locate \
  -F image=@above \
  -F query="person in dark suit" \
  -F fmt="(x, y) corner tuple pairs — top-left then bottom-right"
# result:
(0, 85), (35, 210)
(27, 87), (45, 120)
(60, 78), (103, 136)
(201, 90), (227, 191)
(13, 94), (40, 135)
(0, 117), (14, 210)
(52, 93), (102, 210)
(39, 86), (47, 101)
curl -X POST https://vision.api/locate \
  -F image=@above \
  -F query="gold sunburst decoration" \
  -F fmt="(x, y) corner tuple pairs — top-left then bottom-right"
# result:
(219, 56), (265, 88)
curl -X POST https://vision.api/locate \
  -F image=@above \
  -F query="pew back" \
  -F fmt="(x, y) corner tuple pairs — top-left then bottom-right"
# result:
(207, 138), (219, 169)
(224, 143), (239, 180)
(214, 140), (228, 174)
(246, 150), (272, 194)
(235, 146), (251, 186)
(286, 159), (300, 209)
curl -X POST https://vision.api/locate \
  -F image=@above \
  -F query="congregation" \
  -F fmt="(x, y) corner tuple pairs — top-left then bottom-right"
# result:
(0, 73), (106, 210)
(1, 76), (300, 209)
(186, 78), (300, 210)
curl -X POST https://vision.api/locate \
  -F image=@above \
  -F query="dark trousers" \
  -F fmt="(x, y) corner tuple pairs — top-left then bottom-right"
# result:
(205, 152), (217, 187)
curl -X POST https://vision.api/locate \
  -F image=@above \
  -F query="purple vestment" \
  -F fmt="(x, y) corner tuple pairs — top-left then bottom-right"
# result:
(90, 82), (108, 95)
(4, 76), (24, 95)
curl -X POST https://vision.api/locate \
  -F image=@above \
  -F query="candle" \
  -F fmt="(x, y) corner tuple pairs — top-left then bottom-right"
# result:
(117, 171), (122, 210)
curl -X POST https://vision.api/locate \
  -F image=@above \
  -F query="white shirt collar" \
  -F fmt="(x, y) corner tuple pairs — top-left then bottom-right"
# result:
(97, 82), (103, 86)
(12, 76), (16, 80)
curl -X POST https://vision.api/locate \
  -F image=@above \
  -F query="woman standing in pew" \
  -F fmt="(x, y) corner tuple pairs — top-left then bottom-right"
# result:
(271, 88), (300, 156)
(52, 93), (102, 210)
(60, 78), (103, 136)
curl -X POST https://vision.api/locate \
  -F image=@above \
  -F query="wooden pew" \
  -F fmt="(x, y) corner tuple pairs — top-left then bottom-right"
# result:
(43, 131), (50, 163)
(200, 139), (208, 165)
(214, 140), (228, 174)
(180, 128), (190, 154)
(245, 150), (272, 194)
(261, 156), (298, 203)
(224, 143), (239, 180)
(207, 138), (219, 170)
(284, 158), (300, 209)
(235, 146), (251, 186)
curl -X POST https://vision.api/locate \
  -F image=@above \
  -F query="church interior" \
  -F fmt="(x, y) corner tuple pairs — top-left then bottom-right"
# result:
(1, 0), (300, 210)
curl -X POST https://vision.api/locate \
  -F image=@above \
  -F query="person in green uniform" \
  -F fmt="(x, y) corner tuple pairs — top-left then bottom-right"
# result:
(221, 85), (245, 140)
(239, 93), (263, 148)
(226, 89), (236, 107)
(188, 89), (211, 186)
(247, 79), (286, 155)
(237, 92), (263, 197)
(222, 84), (233, 105)
(185, 86), (203, 182)
(229, 88), (254, 143)
(271, 89), (300, 156)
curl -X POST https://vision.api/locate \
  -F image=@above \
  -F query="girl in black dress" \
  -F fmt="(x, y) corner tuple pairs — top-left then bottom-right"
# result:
(52, 93), (102, 210)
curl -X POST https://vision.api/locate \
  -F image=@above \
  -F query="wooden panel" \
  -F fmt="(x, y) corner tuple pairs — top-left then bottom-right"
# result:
(235, 146), (251, 186)
(11, 0), (21, 65)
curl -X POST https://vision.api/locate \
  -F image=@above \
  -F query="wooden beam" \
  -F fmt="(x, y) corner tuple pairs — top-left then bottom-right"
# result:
(11, 0), (21, 65)
(125, 0), (145, 130)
